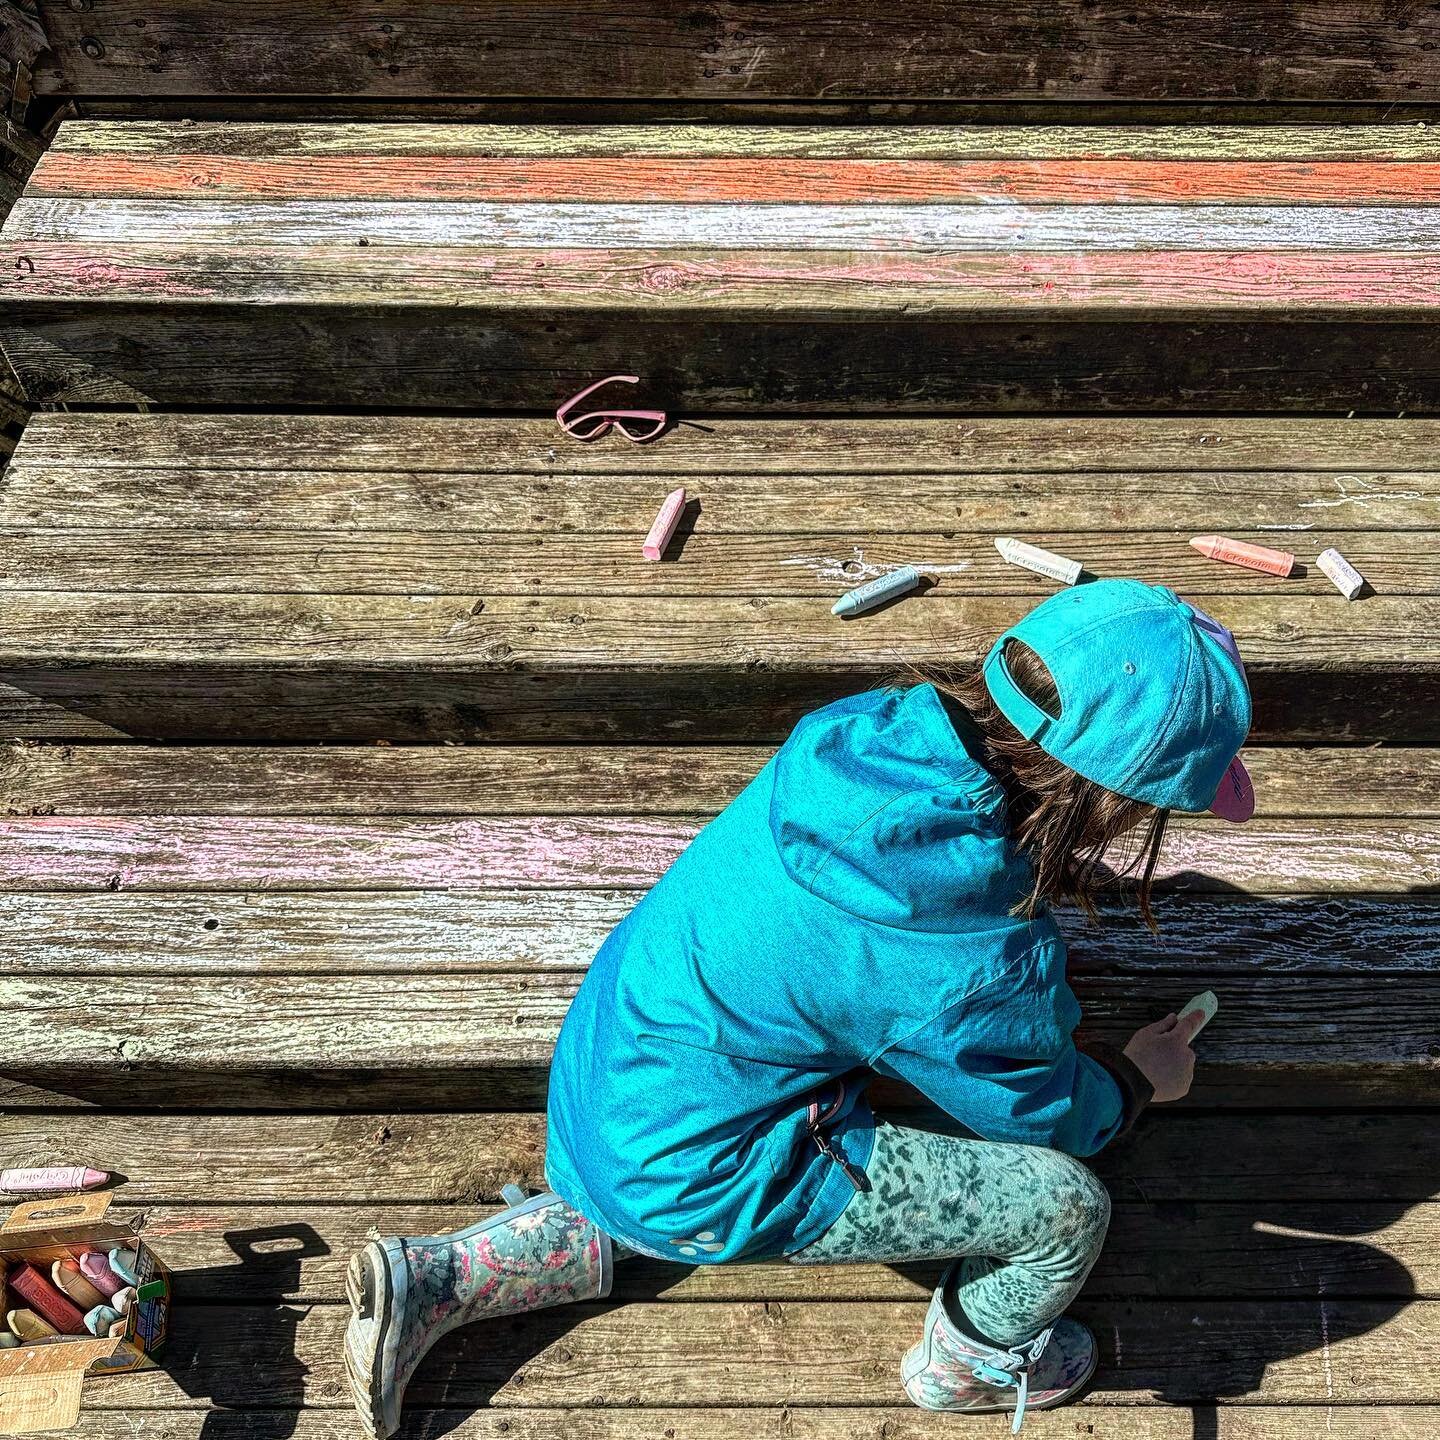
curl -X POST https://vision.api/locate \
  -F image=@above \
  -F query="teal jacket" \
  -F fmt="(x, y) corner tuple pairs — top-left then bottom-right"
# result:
(545, 684), (1133, 1263)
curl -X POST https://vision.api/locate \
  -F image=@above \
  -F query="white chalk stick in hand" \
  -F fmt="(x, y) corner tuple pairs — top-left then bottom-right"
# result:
(1181, 990), (1219, 1036)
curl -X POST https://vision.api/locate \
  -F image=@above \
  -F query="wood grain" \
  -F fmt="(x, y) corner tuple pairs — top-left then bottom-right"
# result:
(47, 1298), (1440, 1407)
(50, 122), (1440, 162)
(20, 197), (1440, 254)
(8, 1111), (1435, 1205)
(9, 464), (1438, 534)
(0, 816), (1433, 894)
(11, 311), (1440, 411)
(0, 592), (1435, 743)
(32, 154), (1440, 206)
(25, 5), (1440, 102)
(1, 592), (1431, 671)
(4, 970), (1437, 1108)
(17, 413), (1440, 476)
(44, 1409), (1440, 1440)
(0, 529), (1426, 596)
(130, 1200), (1440, 1302)
(4, 745), (1434, 819)
(3, 891), (1437, 976)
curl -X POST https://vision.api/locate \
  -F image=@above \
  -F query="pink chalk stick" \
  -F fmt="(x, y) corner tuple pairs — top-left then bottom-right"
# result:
(1190, 534), (1295, 578)
(78, 1250), (124, 1299)
(642, 487), (687, 562)
(1, 1165), (110, 1195)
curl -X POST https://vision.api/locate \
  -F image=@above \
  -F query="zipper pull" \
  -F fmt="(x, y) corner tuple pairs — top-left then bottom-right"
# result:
(813, 1132), (869, 1193)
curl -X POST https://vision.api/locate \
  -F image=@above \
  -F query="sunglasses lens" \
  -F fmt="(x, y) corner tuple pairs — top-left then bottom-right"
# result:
(561, 412), (614, 441)
(617, 415), (666, 443)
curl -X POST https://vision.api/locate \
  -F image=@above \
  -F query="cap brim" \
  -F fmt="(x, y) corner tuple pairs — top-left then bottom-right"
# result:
(1209, 755), (1255, 823)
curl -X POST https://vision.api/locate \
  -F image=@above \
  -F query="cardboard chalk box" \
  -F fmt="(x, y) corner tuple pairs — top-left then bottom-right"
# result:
(0, 1192), (172, 1433)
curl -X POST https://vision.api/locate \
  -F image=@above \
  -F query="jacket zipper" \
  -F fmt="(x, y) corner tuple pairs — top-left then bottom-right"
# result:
(806, 1080), (868, 1193)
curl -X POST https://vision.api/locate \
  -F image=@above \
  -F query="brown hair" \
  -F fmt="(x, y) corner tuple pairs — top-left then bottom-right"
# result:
(915, 642), (1169, 930)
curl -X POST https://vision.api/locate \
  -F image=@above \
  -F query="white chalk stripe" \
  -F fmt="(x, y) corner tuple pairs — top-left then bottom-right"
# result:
(13, 199), (1440, 251)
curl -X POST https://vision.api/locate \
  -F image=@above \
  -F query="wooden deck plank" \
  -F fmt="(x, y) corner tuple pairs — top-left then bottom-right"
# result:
(9, 465), (1437, 534)
(0, 591), (1434, 741)
(11, 311), (1440, 411)
(2, 891), (1436, 977)
(0, 529), (1429, 596)
(1, 592), (1430, 676)
(4, 970), (1436, 1108)
(17, 413), (1440, 476)
(5, 745), (1433, 819)
(0, 662), (1417, 744)
(50, 1298), (1440, 1407)
(0, 816), (1432, 895)
(9, 1112), (1435, 1205)
(42, 1408), (1440, 1440)
(32, 154), (1440, 206)
(126, 1200), (1440, 1302)
(22, 200), (1440, 257)
(25, 6), (1440, 103)
(49, 122), (1440, 163)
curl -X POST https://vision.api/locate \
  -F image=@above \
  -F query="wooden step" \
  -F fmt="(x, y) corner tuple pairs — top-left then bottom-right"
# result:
(3, 412), (1437, 742)
(22, 7), (1440, 105)
(8, 122), (1440, 409)
(2, 741), (1433, 1109)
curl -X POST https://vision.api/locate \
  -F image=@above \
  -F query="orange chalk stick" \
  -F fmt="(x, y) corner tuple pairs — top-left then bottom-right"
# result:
(1190, 535), (1295, 578)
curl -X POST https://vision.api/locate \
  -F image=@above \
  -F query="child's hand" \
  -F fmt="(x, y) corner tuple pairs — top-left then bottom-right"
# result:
(1123, 1010), (1206, 1103)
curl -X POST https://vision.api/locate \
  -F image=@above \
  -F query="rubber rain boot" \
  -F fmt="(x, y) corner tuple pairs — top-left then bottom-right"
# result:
(345, 1188), (613, 1439)
(900, 1262), (1097, 1432)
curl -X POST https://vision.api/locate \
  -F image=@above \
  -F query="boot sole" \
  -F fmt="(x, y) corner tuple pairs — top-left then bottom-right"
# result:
(345, 1240), (408, 1440)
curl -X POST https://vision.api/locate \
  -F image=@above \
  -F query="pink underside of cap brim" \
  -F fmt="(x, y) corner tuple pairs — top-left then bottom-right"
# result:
(1209, 755), (1256, 823)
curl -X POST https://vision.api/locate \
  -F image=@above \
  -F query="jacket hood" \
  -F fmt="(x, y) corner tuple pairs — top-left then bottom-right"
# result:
(768, 684), (1034, 933)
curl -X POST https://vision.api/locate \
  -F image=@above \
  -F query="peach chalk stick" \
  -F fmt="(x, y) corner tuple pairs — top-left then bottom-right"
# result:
(642, 487), (686, 562)
(52, 1258), (109, 1312)
(1190, 535), (1295, 577)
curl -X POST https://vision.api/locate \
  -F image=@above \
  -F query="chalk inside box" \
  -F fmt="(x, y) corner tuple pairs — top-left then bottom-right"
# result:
(0, 1191), (172, 1434)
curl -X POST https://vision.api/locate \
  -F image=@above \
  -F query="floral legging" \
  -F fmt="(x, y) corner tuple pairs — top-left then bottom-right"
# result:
(784, 1116), (1111, 1347)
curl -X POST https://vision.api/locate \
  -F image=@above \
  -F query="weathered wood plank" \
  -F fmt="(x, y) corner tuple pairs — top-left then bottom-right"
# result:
(35, 154), (1440, 206)
(0, 529), (1428, 596)
(0, 817), (1433, 895)
(51, 1298), (1440, 1407)
(16, 244), (1423, 320)
(128, 1200), (1440, 1302)
(16, 413), (1440, 477)
(9, 467), (1437, 535)
(11, 311), (1440, 411)
(3, 891), (1437, 977)
(44, 1408), (1440, 1440)
(0, 663), (1423, 745)
(25, 4), (1440, 102)
(5, 971), (1437, 1108)
(51, 122), (1440, 163)
(1, 592), (1430, 672)
(0, 593), (1433, 743)
(9, 1111), (1435, 1204)
(17, 201), (1440, 256)
(0, 744), (768, 816)
(5, 745), (1433, 820)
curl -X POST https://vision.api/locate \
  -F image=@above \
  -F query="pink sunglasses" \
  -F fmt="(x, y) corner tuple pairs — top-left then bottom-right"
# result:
(556, 374), (667, 444)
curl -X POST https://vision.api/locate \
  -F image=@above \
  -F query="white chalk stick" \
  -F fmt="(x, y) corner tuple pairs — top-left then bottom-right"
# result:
(1181, 990), (1219, 1036)
(1316, 547), (1367, 600)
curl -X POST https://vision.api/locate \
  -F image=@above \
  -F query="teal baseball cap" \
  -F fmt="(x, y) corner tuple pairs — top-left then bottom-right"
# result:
(982, 579), (1254, 821)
